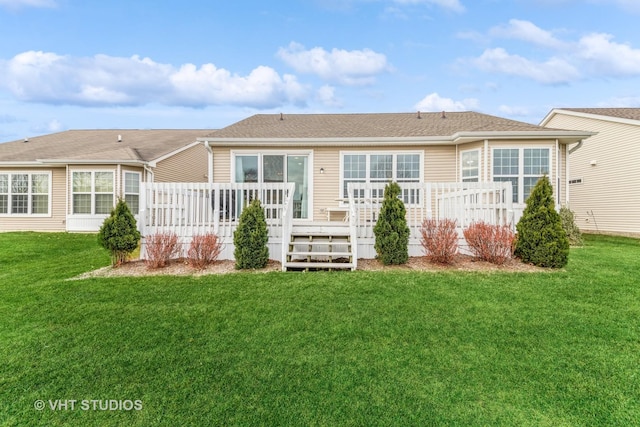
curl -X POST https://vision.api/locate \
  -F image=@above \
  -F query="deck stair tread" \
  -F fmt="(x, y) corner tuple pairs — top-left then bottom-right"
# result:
(284, 262), (354, 269)
(288, 251), (352, 257)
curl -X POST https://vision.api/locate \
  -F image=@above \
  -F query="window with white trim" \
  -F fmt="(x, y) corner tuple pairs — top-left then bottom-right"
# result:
(0, 172), (50, 215)
(461, 150), (479, 182)
(72, 171), (114, 215)
(493, 148), (550, 203)
(342, 152), (421, 203)
(124, 171), (141, 214)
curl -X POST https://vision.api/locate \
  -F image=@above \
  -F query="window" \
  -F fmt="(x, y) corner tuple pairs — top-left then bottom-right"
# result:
(232, 153), (310, 219)
(492, 148), (550, 203)
(72, 171), (114, 215)
(342, 152), (421, 203)
(461, 150), (479, 182)
(124, 172), (140, 214)
(0, 172), (50, 215)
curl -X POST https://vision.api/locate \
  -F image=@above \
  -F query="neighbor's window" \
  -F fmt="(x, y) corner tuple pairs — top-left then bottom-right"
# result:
(72, 171), (114, 215)
(124, 171), (141, 214)
(0, 172), (50, 215)
(342, 152), (421, 203)
(493, 148), (550, 203)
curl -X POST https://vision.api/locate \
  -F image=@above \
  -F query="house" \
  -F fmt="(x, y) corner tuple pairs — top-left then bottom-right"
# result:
(0, 129), (213, 232)
(1, 112), (593, 270)
(188, 112), (593, 269)
(541, 108), (640, 237)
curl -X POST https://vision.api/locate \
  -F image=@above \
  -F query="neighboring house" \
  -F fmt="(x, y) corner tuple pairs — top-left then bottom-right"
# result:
(0, 129), (213, 232)
(541, 108), (640, 237)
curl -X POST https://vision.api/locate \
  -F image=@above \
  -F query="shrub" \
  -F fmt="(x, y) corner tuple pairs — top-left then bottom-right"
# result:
(234, 199), (269, 269)
(463, 221), (515, 265)
(559, 206), (584, 246)
(420, 218), (459, 264)
(373, 182), (410, 265)
(145, 231), (180, 269)
(515, 176), (570, 268)
(97, 198), (141, 266)
(188, 233), (223, 269)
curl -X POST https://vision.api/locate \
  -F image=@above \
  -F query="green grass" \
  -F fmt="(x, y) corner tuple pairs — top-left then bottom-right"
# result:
(1, 232), (639, 426)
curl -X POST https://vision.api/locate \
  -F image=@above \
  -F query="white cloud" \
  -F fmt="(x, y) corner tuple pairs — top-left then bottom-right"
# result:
(490, 19), (568, 49)
(471, 48), (580, 84)
(392, 0), (465, 13)
(498, 105), (530, 117)
(577, 33), (640, 76)
(316, 85), (342, 107)
(0, 0), (56, 9)
(0, 51), (309, 108)
(277, 42), (389, 85)
(414, 92), (478, 112)
(466, 19), (640, 83)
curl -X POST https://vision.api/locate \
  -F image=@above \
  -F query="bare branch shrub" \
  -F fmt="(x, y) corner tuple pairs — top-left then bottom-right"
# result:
(463, 221), (515, 265)
(187, 233), (223, 269)
(420, 218), (459, 264)
(144, 231), (181, 269)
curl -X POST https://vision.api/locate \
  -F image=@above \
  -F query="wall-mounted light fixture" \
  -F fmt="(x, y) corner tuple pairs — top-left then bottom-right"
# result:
(320, 167), (325, 174)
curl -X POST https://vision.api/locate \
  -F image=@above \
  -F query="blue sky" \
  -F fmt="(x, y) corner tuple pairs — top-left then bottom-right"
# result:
(1, 0), (640, 141)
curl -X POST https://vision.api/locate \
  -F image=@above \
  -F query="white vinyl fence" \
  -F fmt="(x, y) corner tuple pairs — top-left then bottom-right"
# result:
(138, 182), (295, 261)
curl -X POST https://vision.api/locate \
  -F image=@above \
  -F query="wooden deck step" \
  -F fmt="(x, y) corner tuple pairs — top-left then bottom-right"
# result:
(287, 251), (352, 257)
(284, 262), (355, 270)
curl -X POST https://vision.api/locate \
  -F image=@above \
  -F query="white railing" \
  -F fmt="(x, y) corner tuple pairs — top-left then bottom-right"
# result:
(139, 182), (295, 258)
(347, 185), (359, 270)
(280, 183), (296, 271)
(346, 182), (514, 241)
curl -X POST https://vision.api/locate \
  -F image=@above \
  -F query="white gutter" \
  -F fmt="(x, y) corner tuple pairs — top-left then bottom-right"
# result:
(198, 130), (594, 147)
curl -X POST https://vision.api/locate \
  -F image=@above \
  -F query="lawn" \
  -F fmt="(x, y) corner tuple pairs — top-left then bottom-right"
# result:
(1, 232), (639, 426)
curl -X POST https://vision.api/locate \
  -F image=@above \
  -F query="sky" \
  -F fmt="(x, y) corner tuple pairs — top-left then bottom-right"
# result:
(1, 0), (640, 142)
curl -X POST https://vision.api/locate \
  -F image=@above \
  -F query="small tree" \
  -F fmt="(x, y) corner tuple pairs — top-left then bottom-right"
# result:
(373, 182), (410, 265)
(234, 199), (269, 269)
(515, 176), (569, 268)
(97, 198), (141, 266)
(559, 206), (584, 246)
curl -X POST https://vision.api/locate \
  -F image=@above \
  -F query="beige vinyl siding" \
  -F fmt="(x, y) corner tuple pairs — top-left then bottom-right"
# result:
(313, 147), (340, 221)
(546, 114), (640, 236)
(424, 146), (456, 182)
(0, 167), (66, 231)
(154, 144), (208, 182)
(212, 147), (231, 182)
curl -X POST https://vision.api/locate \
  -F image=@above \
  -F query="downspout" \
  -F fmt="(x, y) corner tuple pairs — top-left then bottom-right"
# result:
(555, 139), (560, 206)
(204, 140), (214, 184)
(143, 163), (154, 182)
(568, 140), (583, 154)
(65, 164), (69, 229)
(565, 139), (584, 207)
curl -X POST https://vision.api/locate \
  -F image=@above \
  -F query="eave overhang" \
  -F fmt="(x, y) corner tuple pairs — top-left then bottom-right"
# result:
(199, 130), (595, 147)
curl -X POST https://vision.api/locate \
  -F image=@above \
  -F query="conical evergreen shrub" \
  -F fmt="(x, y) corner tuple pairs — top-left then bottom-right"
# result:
(373, 182), (410, 265)
(97, 198), (141, 266)
(514, 176), (569, 268)
(234, 198), (269, 269)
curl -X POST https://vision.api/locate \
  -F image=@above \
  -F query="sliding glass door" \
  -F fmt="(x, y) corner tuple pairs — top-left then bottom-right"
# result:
(233, 153), (309, 219)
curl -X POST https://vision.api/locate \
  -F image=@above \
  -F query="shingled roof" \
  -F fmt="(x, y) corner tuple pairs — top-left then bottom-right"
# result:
(207, 111), (565, 139)
(0, 129), (215, 163)
(559, 108), (640, 122)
